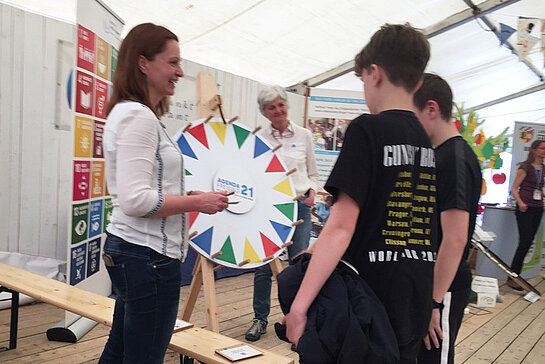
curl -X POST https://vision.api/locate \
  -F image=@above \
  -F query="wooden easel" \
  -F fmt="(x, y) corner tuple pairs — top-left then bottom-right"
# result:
(180, 71), (289, 333)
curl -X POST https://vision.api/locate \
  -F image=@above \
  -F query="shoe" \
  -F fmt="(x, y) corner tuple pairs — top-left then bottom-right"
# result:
(245, 319), (267, 341)
(291, 343), (297, 352)
(507, 278), (523, 291)
(278, 250), (289, 261)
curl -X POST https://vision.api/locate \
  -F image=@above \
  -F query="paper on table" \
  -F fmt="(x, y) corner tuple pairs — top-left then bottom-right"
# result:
(215, 344), (263, 361)
(173, 319), (193, 332)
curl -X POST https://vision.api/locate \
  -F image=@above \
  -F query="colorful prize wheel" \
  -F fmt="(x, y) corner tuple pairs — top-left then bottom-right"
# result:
(174, 118), (297, 269)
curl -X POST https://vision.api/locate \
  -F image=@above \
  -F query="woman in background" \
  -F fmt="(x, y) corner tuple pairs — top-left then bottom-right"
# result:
(509, 139), (545, 290)
(244, 86), (318, 344)
(100, 23), (228, 363)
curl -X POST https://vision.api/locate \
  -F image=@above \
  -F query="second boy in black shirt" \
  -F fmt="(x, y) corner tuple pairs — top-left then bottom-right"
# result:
(414, 73), (482, 364)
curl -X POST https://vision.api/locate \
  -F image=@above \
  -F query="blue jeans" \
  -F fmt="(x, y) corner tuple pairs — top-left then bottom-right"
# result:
(253, 200), (311, 323)
(99, 233), (181, 364)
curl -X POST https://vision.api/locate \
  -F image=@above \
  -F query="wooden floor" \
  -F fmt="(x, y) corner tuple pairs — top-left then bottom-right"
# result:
(1, 269), (544, 363)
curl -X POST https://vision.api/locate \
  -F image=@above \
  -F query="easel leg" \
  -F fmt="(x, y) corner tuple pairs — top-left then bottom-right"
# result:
(201, 258), (219, 332)
(181, 256), (203, 322)
(269, 258), (284, 278)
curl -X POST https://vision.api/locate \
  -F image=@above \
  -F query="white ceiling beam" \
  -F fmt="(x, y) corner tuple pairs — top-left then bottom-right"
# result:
(426, 0), (519, 37)
(289, 0), (520, 92)
(466, 84), (545, 113)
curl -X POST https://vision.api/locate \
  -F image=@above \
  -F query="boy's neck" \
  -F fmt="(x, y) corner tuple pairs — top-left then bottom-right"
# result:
(430, 120), (459, 147)
(371, 84), (416, 114)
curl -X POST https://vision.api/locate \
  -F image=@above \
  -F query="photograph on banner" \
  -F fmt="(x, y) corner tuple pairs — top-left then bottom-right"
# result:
(305, 88), (368, 237)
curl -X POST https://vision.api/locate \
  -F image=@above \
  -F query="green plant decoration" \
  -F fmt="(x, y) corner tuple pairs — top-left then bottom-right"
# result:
(453, 103), (509, 170)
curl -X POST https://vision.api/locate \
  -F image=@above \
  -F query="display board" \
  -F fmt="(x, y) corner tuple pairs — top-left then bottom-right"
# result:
(175, 118), (297, 269)
(65, 0), (123, 326)
(305, 88), (368, 236)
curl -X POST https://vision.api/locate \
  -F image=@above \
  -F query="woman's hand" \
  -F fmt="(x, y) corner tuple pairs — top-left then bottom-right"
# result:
(518, 201), (528, 212)
(303, 189), (315, 206)
(197, 192), (229, 214)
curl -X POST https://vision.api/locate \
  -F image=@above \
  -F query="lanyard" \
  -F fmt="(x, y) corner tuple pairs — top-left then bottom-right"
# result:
(534, 165), (543, 189)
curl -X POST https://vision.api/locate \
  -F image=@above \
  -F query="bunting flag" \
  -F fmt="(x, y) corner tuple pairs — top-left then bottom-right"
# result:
(187, 123), (209, 149)
(177, 134), (198, 159)
(260, 232), (281, 257)
(233, 124), (251, 148)
(216, 236), (237, 265)
(188, 211), (199, 229)
(192, 226), (213, 254)
(274, 202), (295, 221)
(253, 136), (270, 158)
(517, 17), (540, 59)
(499, 23), (516, 46)
(243, 238), (261, 263)
(265, 154), (286, 173)
(209, 121), (227, 145)
(270, 220), (292, 242)
(185, 169), (192, 176)
(272, 178), (294, 197)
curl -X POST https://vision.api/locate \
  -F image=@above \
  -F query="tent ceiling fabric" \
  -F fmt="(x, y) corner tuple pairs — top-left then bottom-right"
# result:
(4, 0), (545, 130)
(4, 0), (501, 86)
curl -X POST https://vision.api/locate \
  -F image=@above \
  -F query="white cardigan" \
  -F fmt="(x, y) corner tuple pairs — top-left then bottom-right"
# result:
(103, 101), (188, 261)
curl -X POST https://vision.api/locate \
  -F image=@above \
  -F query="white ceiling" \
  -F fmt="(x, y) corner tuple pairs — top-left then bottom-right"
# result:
(4, 0), (545, 135)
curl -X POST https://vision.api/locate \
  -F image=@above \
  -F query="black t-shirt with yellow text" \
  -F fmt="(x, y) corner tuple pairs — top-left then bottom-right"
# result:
(325, 110), (438, 346)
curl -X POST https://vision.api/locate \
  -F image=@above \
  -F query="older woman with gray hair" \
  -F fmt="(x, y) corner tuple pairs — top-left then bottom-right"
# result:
(245, 85), (319, 344)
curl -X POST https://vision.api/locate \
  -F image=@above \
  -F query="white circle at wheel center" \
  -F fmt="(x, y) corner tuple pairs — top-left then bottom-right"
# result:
(213, 166), (256, 214)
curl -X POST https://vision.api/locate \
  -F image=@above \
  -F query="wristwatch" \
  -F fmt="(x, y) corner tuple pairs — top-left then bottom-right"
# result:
(432, 299), (444, 310)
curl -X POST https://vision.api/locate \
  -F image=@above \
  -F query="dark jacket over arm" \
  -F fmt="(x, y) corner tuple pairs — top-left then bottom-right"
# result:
(275, 253), (399, 364)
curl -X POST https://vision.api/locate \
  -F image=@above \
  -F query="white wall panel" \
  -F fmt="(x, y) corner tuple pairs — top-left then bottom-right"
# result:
(19, 11), (44, 256)
(6, 6), (24, 254)
(42, 17), (74, 258)
(0, 5), (13, 252)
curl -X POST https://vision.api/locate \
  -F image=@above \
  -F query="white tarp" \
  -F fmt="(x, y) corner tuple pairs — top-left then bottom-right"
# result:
(3, 0), (545, 138)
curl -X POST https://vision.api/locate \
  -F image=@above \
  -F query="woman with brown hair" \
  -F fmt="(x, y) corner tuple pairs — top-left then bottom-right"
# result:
(508, 139), (545, 290)
(99, 23), (228, 363)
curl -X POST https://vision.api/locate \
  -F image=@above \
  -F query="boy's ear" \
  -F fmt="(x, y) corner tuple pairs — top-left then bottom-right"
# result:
(426, 100), (440, 120)
(369, 64), (383, 86)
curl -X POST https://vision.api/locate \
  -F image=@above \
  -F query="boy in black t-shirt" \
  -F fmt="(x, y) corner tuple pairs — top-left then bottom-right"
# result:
(284, 24), (436, 364)
(413, 74), (482, 364)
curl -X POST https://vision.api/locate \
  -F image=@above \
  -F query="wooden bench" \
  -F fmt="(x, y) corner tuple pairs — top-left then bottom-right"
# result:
(0, 262), (293, 364)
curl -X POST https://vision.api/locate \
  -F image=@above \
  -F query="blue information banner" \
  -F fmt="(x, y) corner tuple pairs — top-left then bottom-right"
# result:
(87, 237), (101, 278)
(70, 243), (87, 285)
(89, 199), (103, 238)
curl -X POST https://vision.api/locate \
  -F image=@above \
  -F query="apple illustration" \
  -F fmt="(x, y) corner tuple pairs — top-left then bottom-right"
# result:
(492, 173), (506, 184)
(454, 119), (462, 131)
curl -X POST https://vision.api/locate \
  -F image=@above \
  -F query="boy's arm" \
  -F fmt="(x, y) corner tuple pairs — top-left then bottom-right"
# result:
(424, 208), (469, 349)
(285, 191), (360, 345)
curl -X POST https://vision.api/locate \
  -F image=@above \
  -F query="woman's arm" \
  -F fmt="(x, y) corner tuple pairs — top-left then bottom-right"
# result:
(511, 167), (528, 211)
(153, 193), (228, 217)
(115, 110), (228, 218)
